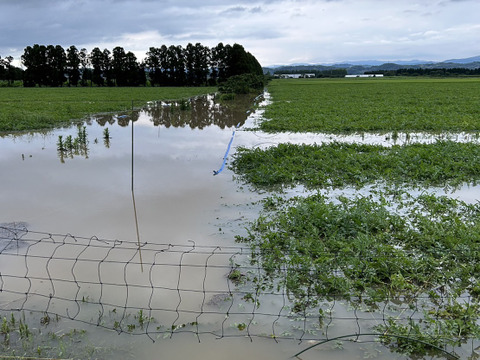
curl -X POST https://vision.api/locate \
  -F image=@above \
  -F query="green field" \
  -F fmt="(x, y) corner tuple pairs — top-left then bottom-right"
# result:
(0, 86), (216, 132)
(260, 78), (480, 133)
(232, 77), (480, 356)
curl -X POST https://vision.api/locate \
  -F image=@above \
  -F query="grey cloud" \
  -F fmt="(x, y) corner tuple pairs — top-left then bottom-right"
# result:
(221, 6), (249, 14)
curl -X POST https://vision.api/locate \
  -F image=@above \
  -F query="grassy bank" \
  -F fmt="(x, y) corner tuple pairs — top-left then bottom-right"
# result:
(261, 78), (480, 133)
(0, 86), (216, 132)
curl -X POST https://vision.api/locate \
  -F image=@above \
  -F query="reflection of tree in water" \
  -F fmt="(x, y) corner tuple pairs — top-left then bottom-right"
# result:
(154, 94), (256, 129)
(92, 93), (259, 129)
(95, 115), (116, 127)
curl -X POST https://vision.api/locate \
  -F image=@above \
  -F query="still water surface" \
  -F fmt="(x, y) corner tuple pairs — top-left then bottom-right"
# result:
(1, 92), (475, 359)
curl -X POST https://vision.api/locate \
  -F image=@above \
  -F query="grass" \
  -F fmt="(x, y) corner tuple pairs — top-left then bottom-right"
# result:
(0, 86), (216, 132)
(260, 78), (480, 133)
(0, 311), (111, 359)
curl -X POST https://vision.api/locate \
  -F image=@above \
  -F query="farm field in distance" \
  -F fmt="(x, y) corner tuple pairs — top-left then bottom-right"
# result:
(260, 77), (480, 133)
(232, 77), (480, 358)
(0, 86), (216, 132)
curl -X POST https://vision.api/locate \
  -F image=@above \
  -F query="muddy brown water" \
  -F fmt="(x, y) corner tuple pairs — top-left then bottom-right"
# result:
(1, 93), (477, 359)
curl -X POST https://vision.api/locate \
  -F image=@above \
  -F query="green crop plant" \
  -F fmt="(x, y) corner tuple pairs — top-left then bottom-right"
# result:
(235, 193), (480, 355)
(231, 141), (480, 190)
(260, 78), (480, 133)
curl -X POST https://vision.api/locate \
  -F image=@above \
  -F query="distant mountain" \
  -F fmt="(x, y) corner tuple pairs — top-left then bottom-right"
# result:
(328, 59), (435, 66)
(443, 55), (480, 64)
(263, 55), (480, 75)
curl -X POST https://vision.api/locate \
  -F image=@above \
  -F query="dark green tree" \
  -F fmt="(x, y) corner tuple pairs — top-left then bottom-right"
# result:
(185, 43), (196, 86)
(46, 45), (66, 86)
(125, 51), (143, 86)
(89, 47), (104, 86)
(225, 43), (262, 78)
(112, 46), (127, 86)
(145, 46), (163, 86)
(0, 55), (18, 85)
(212, 43), (228, 83)
(66, 45), (81, 86)
(193, 42), (209, 86)
(102, 49), (113, 86)
(79, 48), (89, 86)
(22, 44), (48, 86)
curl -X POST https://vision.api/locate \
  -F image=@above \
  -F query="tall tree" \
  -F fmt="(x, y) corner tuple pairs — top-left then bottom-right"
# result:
(124, 51), (143, 86)
(145, 47), (161, 86)
(0, 55), (16, 84)
(212, 43), (229, 83)
(102, 49), (112, 86)
(22, 44), (48, 86)
(66, 45), (81, 86)
(90, 47), (104, 86)
(79, 48), (89, 86)
(112, 46), (127, 86)
(193, 42), (210, 86)
(185, 43), (196, 86)
(46, 45), (66, 86)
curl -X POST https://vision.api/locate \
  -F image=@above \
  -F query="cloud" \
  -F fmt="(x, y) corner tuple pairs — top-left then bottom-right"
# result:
(1, 0), (479, 67)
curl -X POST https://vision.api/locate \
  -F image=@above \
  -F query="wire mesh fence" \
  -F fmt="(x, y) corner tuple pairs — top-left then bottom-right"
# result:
(1, 224), (477, 358)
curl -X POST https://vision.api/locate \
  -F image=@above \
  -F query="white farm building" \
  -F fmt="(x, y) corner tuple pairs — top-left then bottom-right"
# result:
(345, 74), (384, 78)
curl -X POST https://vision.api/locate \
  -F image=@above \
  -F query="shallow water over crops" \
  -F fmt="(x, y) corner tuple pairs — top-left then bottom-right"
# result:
(1, 92), (478, 359)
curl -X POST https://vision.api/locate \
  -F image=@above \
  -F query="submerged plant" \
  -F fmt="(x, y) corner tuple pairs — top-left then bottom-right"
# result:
(235, 193), (480, 356)
(231, 141), (480, 190)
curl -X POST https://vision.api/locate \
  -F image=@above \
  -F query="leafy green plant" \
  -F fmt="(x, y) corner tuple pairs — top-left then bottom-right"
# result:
(260, 78), (480, 133)
(228, 269), (245, 285)
(231, 141), (480, 190)
(235, 193), (480, 355)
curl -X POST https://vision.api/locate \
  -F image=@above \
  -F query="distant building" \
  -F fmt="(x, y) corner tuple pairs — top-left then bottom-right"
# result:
(275, 73), (317, 79)
(278, 74), (302, 79)
(345, 74), (384, 78)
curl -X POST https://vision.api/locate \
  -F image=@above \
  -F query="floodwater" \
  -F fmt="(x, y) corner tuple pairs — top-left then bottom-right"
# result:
(0, 92), (477, 359)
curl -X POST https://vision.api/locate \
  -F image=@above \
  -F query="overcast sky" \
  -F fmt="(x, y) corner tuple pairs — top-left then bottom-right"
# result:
(1, 0), (479, 67)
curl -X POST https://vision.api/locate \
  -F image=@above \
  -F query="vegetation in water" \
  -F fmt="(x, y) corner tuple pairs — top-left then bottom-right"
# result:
(260, 78), (480, 133)
(57, 125), (90, 162)
(231, 141), (480, 190)
(0, 311), (116, 359)
(236, 193), (480, 355)
(228, 76), (480, 356)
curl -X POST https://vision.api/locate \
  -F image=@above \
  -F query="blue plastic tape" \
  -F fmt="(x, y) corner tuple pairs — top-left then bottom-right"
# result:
(213, 123), (241, 176)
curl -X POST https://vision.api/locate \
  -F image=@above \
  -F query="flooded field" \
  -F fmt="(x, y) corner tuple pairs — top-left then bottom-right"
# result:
(1, 92), (478, 359)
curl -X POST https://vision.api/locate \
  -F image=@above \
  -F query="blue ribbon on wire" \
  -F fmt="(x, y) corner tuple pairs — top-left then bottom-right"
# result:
(213, 123), (241, 175)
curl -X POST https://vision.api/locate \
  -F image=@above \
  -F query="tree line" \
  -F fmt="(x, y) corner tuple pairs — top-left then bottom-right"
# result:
(0, 42), (263, 87)
(368, 68), (480, 77)
(0, 55), (23, 85)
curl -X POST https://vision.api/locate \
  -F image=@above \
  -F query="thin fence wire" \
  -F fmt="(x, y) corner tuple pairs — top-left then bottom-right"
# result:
(0, 224), (476, 358)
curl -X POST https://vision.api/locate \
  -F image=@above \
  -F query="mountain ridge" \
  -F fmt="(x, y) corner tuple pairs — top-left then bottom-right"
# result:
(264, 55), (480, 75)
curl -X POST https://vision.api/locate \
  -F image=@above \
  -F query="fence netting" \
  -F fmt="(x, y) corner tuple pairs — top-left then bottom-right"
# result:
(0, 224), (476, 358)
